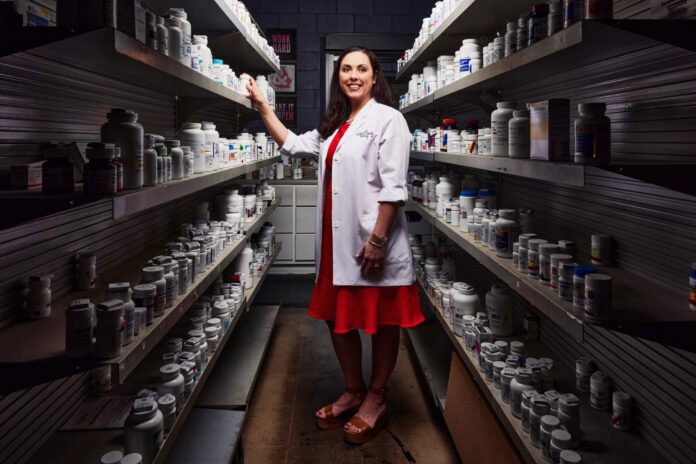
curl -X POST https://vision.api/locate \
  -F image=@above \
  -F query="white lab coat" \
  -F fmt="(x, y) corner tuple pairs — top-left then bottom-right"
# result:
(280, 98), (416, 286)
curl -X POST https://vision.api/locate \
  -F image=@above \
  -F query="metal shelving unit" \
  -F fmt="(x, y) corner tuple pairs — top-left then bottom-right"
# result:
(396, 0), (538, 80)
(113, 156), (280, 220)
(400, 20), (696, 115)
(0, 199), (281, 385)
(27, 249), (282, 464)
(0, 27), (256, 124)
(415, 277), (667, 464)
(408, 199), (694, 343)
(410, 150), (586, 186)
(147, 0), (279, 74)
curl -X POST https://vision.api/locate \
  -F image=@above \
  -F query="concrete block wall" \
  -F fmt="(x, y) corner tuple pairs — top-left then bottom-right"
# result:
(247, 0), (432, 134)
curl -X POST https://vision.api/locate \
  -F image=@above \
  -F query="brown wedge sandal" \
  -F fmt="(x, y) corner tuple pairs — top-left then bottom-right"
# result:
(315, 386), (366, 430)
(343, 386), (389, 444)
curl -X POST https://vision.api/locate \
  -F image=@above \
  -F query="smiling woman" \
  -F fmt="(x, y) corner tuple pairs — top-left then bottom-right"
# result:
(244, 46), (424, 447)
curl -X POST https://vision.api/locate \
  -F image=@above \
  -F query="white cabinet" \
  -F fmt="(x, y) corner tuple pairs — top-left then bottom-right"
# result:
(295, 207), (316, 234)
(295, 234), (316, 261)
(296, 185), (317, 206)
(275, 233), (294, 261)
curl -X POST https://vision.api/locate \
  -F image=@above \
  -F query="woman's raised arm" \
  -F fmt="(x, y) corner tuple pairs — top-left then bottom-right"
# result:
(246, 76), (289, 147)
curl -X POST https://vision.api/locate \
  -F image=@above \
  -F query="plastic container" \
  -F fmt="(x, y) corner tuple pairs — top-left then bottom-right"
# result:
(133, 284), (156, 325)
(201, 122), (219, 171)
(84, 142), (118, 196)
(459, 190), (477, 219)
(572, 265), (597, 310)
(560, 450), (582, 464)
(550, 253), (573, 290)
(584, 273), (612, 321)
(156, 16), (169, 55)
(574, 103), (611, 164)
(521, 389), (535, 432)
(612, 391), (632, 431)
(558, 261), (577, 301)
(96, 299), (124, 359)
(548, 0), (563, 36)
(590, 370), (610, 410)
(491, 102), (516, 157)
(124, 396), (164, 464)
(690, 263), (696, 311)
(164, 16), (184, 63)
(564, 0), (585, 28)
(142, 135), (158, 187)
(158, 393), (176, 434)
(141, 266), (167, 317)
(504, 20), (517, 57)
(517, 233), (536, 274)
(165, 140), (184, 180)
(517, 14), (529, 51)
(585, 0), (613, 19)
(550, 429), (572, 464)
(168, 8), (191, 66)
(575, 357), (594, 393)
(557, 393), (580, 446)
(66, 299), (94, 359)
(157, 363), (185, 413)
(495, 209), (520, 258)
(510, 368), (536, 418)
(539, 243), (561, 282)
(501, 367), (516, 403)
(486, 284), (513, 336)
(106, 283), (135, 346)
(435, 176), (455, 218)
(508, 109), (530, 158)
(101, 451), (124, 464)
(452, 283), (479, 336)
(530, 394), (550, 447)
(478, 189), (496, 209)
(590, 233), (611, 265)
(528, 3), (550, 45)
(527, 238), (548, 279)
(101, 109), (144, 189)
(178, 123), (206, 174)
(540, 414), (561, 461)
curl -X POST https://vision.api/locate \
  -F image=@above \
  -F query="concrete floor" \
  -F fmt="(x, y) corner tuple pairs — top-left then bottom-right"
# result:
(240, 306), (461, 464)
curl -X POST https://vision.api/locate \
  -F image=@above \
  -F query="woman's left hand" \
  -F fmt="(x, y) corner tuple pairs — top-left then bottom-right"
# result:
(356, 241), (386, 276)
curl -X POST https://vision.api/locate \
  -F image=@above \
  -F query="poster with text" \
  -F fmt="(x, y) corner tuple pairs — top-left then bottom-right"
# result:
(275, 96), (297, 128)
(267, 28), (297, 60)
(269, 64), (296, 93)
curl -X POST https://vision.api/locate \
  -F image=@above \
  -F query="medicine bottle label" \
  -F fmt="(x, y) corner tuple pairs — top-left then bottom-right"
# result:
(575, 123), (610, 161)
(690, 285), (696, 310)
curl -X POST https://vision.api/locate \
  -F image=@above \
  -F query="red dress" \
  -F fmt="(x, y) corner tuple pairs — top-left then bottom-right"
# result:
(307, 123), (424, 334)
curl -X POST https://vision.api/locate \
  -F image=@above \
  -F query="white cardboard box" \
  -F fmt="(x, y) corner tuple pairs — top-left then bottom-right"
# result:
(530, 99), (570, 161)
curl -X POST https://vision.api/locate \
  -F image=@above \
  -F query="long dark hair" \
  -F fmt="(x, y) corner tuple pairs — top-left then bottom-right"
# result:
(316, 46), (394, 139)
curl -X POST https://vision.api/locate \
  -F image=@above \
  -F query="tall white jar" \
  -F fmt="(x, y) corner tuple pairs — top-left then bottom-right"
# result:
(168, 8), (191, 66)
(495, 209), (520, 258)
(201, 122), (220, 171)
(491, 102), (516, 157)
(101, 109), (144, 189)
(509, 109), (530, 158)
(124, 397), (163, 464)
(486, 283), (513, 336)
(178, 123), (206, 174)
(452, 283), (479, 336)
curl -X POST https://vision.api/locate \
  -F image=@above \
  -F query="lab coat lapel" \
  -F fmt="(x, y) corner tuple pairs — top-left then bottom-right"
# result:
(335, 98), (375, 154)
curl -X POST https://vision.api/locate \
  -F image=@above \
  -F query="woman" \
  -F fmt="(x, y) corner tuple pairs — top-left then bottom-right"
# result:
(246, 46), (424, 444)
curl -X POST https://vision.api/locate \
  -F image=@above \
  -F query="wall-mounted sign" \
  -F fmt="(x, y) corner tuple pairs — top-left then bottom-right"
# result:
(275, 96), (297, 128)
(269, 63), (296, 93)
(266, 28), (297, 60)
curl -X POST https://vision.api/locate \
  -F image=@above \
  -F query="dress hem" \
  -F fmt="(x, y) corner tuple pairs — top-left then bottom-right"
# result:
(306, 308), (425, 335)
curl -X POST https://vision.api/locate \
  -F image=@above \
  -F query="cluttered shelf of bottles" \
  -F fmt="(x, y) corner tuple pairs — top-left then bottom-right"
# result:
(397, 1), (694, 112)
(0, 2), (279, 112)
(28, 255), (281, 464)
(406, 181), (693, 336)
(1, 176), (282, 384)
(411, 261), (665, 464)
